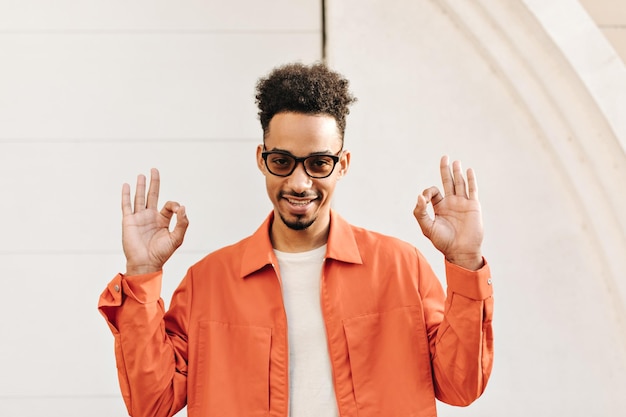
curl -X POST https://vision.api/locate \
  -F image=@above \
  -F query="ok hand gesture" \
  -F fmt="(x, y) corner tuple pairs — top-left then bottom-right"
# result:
(121, 169), (189, 276)
(413, 156), (484, 270)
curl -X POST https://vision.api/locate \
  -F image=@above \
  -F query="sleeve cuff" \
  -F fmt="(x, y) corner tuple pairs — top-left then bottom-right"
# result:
(98, 273), (124, 308)
(121, 271), (163, 304)
(445, 258), (493, 300)
(98, 271), (162, 309)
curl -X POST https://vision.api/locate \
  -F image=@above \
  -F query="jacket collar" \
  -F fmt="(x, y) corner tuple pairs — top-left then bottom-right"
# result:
(239, 209), (363, 278)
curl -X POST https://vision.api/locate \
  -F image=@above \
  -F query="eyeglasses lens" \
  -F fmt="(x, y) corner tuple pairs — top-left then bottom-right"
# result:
(265, 153), (337, 178)
(304, 155), (335, 177)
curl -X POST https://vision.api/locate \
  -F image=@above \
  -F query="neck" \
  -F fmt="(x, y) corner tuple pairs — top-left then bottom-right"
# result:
(270, 212), (330, 253)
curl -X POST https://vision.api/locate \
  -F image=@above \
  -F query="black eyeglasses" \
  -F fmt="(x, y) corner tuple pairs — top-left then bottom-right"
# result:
(261, 149), (342, 178)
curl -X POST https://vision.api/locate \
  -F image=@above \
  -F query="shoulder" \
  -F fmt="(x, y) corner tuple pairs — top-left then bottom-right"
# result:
(340, 222), (437, 289)
(331, 210), (418, 256)
(189, 234), (254, 272)
(349, 223), (421, 259)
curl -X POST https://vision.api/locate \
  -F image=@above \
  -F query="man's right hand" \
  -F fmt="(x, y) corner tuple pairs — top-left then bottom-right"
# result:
(121, 168), (189, 276)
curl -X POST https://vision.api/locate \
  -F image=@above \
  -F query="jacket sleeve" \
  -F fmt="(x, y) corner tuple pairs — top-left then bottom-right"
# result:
(98, 271), (191, 417)
(420, 256), (494, 406)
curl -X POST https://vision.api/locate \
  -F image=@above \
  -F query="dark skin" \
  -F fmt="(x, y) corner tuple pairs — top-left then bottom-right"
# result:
(413, 155), (484, 270)
(121, 169), (188, 276)
(121, 118), (483, 275)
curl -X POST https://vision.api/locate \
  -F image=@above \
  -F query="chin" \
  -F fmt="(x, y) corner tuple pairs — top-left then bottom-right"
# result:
(279, 213), (316, 231)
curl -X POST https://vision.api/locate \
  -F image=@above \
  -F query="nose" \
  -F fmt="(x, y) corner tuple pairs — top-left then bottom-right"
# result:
(286, 161), (313, 192)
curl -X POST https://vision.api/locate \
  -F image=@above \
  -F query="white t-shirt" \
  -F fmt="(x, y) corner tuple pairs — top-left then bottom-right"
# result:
(274, 245), (338, 417)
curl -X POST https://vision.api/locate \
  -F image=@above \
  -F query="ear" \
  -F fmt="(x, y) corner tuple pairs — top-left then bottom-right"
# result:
(337, 150), (351, 178)
(256, 144), (266, 174)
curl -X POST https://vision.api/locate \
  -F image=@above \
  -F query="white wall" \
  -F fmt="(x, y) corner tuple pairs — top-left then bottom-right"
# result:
(3, 1), (626, 416)
(326, 0), (626, 416)
(0, 1), (320, 416)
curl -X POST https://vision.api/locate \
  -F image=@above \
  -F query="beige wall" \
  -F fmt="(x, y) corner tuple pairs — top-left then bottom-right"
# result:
(2, 1), (625, 416)
(0, 2), (320, 416)
(327, 0), (626, 416)
(579, 0), (626, 63)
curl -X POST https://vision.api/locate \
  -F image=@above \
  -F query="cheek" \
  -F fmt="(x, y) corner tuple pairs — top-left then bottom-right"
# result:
(265, 176), (283, 196)
(317, 179), (338, 196)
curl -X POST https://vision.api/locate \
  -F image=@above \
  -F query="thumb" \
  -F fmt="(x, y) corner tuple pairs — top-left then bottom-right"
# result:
(170, 205), (189, 247)
(413, 193), (432, 236)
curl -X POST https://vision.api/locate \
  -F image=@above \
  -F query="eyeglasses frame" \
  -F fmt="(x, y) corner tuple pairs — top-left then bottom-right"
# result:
(261, 148), (343, 179)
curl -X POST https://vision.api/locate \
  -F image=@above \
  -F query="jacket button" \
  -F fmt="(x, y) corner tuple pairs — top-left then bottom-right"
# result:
(487, 279), (492, 285)
(114, 284), (120, 292)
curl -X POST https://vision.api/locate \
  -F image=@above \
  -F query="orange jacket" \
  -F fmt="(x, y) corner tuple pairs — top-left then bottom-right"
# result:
(99, 210), (493, 417)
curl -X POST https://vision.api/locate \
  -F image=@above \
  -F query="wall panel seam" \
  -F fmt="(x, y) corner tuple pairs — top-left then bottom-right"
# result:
(0, 29), (318, 35)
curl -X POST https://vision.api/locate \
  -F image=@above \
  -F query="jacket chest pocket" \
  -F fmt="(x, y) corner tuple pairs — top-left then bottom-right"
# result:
(343, 306), (437, 417)
(190, 321), (272, 417)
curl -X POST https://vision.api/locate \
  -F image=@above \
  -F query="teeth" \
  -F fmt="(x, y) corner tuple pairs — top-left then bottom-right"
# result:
(287, 199), (311, 206)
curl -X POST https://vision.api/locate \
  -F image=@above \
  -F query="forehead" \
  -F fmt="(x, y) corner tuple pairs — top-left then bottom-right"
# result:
(265, 112), (342, 153)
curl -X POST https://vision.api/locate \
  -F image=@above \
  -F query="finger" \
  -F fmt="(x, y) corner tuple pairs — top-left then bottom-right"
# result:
(414, 187), (442, 231)
(467, 167), (479, 200)
(121, 183), (132, 216)
(422, 186), (444, 206)
(413, 193), (430, 225)
(439, 155), (454, 196)
(160, 200), (180, 222)
(146, 168), (160, 210)
(134, 174), (146, 212)
(452, 160), (468, 198)
(170, 205), (189, 247)
(160, 202), (189, 246)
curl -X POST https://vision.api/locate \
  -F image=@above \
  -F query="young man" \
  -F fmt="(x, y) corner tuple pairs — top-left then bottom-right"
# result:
(99, 62), (493, 417)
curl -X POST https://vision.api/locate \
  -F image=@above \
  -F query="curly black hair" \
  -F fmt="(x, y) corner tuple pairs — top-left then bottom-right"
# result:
(255, 62), (357, 141)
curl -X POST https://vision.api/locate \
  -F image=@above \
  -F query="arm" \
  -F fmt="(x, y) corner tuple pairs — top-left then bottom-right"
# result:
(420, 258), (493, 406)
(98, 169), (190, 417)
(413, 156), (494, 405)
(98, 272), (190, 417)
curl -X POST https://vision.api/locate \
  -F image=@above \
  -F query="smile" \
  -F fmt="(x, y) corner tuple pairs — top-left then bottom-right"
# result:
(287, 198), (314, 206)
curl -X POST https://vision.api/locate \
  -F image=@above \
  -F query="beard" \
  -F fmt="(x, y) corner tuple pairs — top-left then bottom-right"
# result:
(279, 213), (316, 230)
(277, 190), (319, 230)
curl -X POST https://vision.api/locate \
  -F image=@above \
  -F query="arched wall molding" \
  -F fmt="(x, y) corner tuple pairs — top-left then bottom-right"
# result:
(432, 0), (626, 356)
(524, 0), (626, 146)
(326, 0), (626, 410)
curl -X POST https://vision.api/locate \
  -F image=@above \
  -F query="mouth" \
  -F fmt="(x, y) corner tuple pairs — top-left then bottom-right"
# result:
(286, 197), (315, 206)
(281, 193), (319, 213)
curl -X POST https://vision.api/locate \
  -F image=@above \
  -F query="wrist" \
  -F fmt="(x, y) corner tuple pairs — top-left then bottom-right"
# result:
(125, 263), (162, 277)
(446, 254), (484, 271)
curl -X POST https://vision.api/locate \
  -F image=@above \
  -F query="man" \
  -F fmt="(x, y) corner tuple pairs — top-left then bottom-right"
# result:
(99, 62), (493, 417)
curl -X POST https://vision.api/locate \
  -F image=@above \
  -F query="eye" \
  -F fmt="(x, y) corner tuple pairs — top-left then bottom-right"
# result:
(307, 156), (334, 173)
(270, 156), (290, 167)
(266, 153), (295, 174)
(312, 158), (331, 167)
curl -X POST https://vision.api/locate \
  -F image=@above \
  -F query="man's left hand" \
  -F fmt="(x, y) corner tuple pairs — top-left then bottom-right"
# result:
(413, 155), (484, 271)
